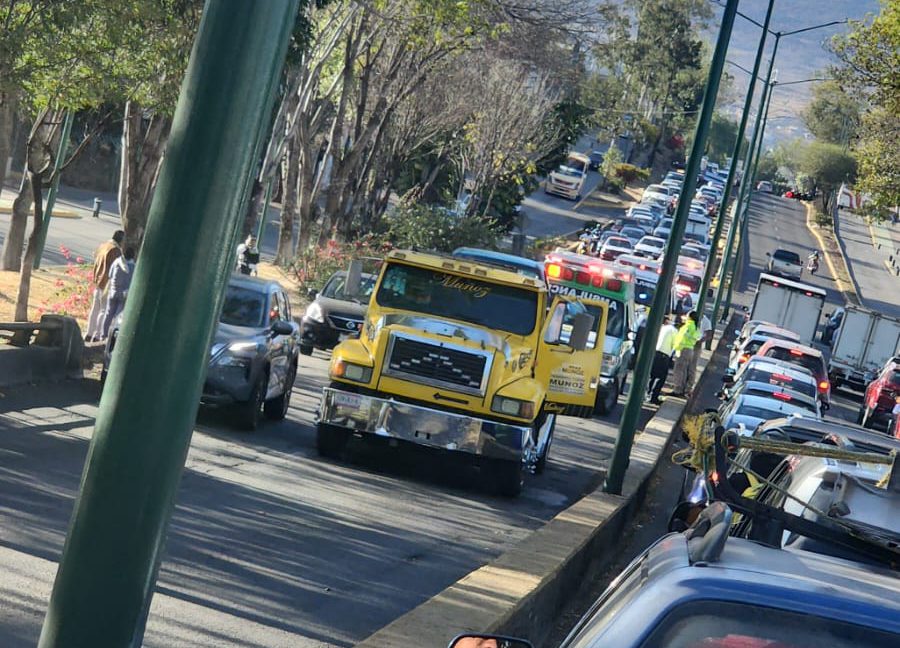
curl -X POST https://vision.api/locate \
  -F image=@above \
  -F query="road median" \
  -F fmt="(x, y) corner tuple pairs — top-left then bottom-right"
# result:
(803, 201), (860, 306)
(357, 335), (726, 648)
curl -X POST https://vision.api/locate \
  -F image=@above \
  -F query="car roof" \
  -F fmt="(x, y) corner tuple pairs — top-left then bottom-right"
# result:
(739, 357), (816, 379)
(452, 247), (543, 272)
(638, 236), (665, 245)
(758, 338), (823, 358)
(734, 394), (811, 414)
(228, 273), (283, 292)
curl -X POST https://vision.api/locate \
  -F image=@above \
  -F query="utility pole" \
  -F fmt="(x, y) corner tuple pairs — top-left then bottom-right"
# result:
(604, 0), (739, 495)
(37, 2), (300, 646)
(697, 0), (776, 340)
(710, 32), (780, 328)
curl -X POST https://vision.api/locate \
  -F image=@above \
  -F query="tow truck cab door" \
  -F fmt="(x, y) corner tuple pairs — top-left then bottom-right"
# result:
(536, 296), (607, 417)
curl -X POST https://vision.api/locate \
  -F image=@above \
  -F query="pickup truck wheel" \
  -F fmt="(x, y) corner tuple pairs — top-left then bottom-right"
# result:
(594, 378), (619, 415)
(237, 373), (266, 431)
(494, 459), (524, 497)
(299, 344), (313, 356)
(263, 363), (295, 421)
(316, 424), (349, 459)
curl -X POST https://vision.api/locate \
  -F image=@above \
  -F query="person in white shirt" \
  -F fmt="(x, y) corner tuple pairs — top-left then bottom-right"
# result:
(648, 315), (678, 404)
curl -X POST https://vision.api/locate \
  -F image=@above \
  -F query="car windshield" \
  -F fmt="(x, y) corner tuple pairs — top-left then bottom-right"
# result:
(606, 237), (633, 249)
(641, 600), (898, 648)
(321, 274), (376, 301)
(220, 285), (267, 328)
(640, 238), (665, 249)
(774, 250), (801, 264)
(560, 157), (586, 174)
(741, 389), (817, 413)
(680, 247), (701, 260)
(375, 263), (539, 336)
(740, 370), (817, 399)
(765, 348), (823, 376)
(735, 403), (796, 421)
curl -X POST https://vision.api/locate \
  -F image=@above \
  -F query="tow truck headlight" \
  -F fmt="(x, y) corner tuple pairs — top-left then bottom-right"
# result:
(491, 396), (535, 419)
(332, 358), (372, 383)
(305, 301), (325, 323)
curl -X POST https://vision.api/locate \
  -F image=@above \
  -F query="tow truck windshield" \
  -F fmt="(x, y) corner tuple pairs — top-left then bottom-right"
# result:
(375, 262), (539, 336)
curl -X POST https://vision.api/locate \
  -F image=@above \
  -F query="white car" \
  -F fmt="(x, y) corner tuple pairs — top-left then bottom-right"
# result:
(720, 393), (815, 435)
(722, 357), (820, 406)
(727, 324), (802, 374)
(546, 152), (590, 200)
(634, 236), (666, 259)
(598, 236), (634, 261)
(634, 235), (666, 258)
(757, 180), (774, 193)
(617, 225), (647, 245)
(680, 244), (708, 264)
(642, 184), (671, 202)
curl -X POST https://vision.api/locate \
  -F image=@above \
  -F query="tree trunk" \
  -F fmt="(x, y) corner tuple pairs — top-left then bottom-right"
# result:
(275, 133), (300, 265)
(13, 171), (44, 323)
(118, 102), (170, 252)
(1, 173), (32, 270)
(0, 91), (17, 198)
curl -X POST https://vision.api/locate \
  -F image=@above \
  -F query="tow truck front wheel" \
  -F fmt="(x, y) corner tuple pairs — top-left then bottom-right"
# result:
(316, 423), (350, 459)
(492, 459), (524, 497)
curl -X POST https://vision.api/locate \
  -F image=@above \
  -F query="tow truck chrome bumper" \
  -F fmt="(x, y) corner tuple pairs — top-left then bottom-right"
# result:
(317, 387), (533, 462)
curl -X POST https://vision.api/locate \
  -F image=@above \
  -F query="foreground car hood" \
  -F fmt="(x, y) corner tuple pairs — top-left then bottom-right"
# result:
(211, 322), (267, 353)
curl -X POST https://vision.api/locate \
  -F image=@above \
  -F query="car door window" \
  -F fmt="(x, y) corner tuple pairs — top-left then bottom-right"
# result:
(269, 292), (283, 323)
(278, 291), (291, 321)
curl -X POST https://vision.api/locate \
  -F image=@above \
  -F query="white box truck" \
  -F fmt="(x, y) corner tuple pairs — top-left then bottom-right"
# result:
(749, 273), (827, 344)
(828, 306), (900, 391)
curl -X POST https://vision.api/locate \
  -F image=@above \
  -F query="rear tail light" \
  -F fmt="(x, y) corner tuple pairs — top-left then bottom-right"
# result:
(772, 392), (792, 401)
(771, 373), (793, 382)
(739, 354), (750, 364)
(818, 381), (830, 391)
(547, 263), (561, 278)
(789, 348), (804, 356)
(576, 271), (590, 285)
(605, 279), (623, 292)
(591, 275), (604, 287)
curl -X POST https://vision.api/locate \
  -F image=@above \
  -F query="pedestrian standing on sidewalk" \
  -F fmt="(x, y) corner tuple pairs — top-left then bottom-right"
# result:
(101, 247), (136, 339)
(647, 315), (678, 404)
(686, 313), (713, 391)
(670, 311), (701, 397)
(85, 230), (124, 342)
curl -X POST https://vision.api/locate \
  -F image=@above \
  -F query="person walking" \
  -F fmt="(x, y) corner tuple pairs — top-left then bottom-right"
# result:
(647, 315), (678, 404)
(686, 313), (713, 392)
(236, 235), (260, 275)
(670, 310), (701, 397)
(101, 247), (136, 339)
(86, 230), (124, 342)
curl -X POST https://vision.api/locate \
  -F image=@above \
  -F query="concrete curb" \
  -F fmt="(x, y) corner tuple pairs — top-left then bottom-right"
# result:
(803, 202), (861, 307)
(357, 342), (722, 648)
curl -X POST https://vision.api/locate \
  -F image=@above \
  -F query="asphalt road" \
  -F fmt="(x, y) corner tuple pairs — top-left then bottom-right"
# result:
(0, 349), (656, 647)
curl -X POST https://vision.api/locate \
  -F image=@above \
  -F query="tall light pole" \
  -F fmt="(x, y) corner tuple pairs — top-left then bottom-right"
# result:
(37, 2), (301, 646)
(604, 0), (739, 496)
(696, 0), (777, 327)
(709, 19), (846, 327)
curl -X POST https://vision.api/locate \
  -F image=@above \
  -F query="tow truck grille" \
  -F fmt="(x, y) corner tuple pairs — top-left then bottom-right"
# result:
(386, 336), (488, 395)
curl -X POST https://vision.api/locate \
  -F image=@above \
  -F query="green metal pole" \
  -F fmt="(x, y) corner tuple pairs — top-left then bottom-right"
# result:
(710, 33), (780, 327)
(34, 110), (74, 269)
(604, 0), (739, 496)
(722, 77), (776, 313)
(37, 2), (299, 647)
(697, 0), (776, 337)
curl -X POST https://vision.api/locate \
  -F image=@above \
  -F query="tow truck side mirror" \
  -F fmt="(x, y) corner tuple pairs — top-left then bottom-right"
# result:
(567, 312), (594, 351)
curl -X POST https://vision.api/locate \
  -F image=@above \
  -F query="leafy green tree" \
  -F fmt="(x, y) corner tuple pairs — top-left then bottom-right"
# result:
(802, 81), (861, 147)
(832, 0), (899, 215)
(799, 141), (857, 212)
(705, 113), (748, 166)
(599, 143), (623, 191)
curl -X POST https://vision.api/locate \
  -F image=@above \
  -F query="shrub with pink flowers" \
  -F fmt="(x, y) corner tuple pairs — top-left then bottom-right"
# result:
(34, 245), (93, 322)
(290, 233), (392, 296)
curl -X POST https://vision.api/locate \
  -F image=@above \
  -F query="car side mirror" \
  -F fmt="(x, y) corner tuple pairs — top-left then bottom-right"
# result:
(765, 252), (771, 257)
(307, 288), (318, 300)
(271, 320), (293, 336)
(566, 312), (594, 351)
(449, 635), (533, 648)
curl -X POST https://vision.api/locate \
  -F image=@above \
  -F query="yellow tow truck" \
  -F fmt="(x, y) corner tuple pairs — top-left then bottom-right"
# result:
(316, 250), (607, 495)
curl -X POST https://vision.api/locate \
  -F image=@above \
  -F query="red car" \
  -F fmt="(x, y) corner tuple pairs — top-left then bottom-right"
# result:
(859, 358), (900, 431)
(754, 339), (830, 410)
